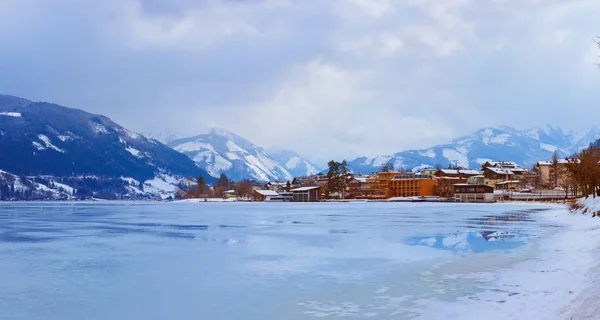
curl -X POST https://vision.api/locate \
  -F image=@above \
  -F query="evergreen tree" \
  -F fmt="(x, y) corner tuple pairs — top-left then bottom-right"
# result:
(196, 174), (206, 197)
(326, 160), (349, 199)
(550, 151), (560, 188)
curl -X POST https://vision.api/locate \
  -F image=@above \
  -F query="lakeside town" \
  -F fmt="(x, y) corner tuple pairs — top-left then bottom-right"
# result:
(181, 148), (594, 203)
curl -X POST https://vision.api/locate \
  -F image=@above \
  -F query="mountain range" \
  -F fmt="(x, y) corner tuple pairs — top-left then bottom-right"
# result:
(0, 94), (213, 200)
(347, 125), (600, 174)
(167, 129), (320, 182)
(2, 93), (600, 199)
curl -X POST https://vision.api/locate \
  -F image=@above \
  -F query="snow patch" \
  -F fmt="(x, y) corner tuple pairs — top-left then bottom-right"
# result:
(285, 156), (302, 169)
(143, 174), (180, 199)
(226, 152), (240, 160)
(91, 122), (109, 134)
(120, 177), (140, 185)
(34, 134), (65, 153)
(0, 111), (21, 117)
(125, 146), (143, 158)
(419, 150), (436, 158)
(540, 143), (557, 152)
(125, 130), (140, 139)
(442, 148), (468, 168)
(490, 133), (510, 144)
(174, 141), (214, 153)
(226, 140), (247, 153)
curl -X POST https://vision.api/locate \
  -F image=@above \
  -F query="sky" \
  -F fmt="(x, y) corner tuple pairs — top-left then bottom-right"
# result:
(0, 0), (599, 164)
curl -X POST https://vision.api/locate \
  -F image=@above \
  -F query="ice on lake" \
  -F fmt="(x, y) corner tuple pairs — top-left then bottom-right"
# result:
(0, 202), (587, 319)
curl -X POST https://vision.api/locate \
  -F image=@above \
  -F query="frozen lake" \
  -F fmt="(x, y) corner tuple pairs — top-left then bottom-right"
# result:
(0, 202), (591, 319)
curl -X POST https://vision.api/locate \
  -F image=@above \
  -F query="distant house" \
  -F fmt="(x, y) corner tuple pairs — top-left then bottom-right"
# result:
(266, 181), (287, 192)
(223, 190), (237, 199)
(253, 190), (280, 201)
(290, 186), (321, 202)
(481, 167), (515, 187)
(535, 160), (570, 188)
(481, 161), (528, 184)
(347, 176), (368, 199)
(495, 180), (520, 190)
(434, 169), (481, 197)
(454, 184), (495, 203)
(435, 177), (463, 198)
(314, 174), (329, 187)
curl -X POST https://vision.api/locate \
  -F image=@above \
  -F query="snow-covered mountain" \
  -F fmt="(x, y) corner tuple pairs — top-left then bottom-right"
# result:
(145, 130), (181, 144)
(267, 148), (321, 178)
(348, 125), (600, 174)
(0, 94), (213, 200)
(168, 128), (295, 182)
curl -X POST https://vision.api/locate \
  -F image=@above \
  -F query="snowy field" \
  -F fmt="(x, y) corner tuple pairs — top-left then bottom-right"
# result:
(0, 202), (598, 319)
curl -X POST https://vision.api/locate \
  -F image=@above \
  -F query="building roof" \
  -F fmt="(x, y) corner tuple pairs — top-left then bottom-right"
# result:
(267, 182), (287, 186)
(495, 180), (521, 185)
(460, 169), (482, 175)
(224, 190), (236, 193)
(290, 186), (321, 192)
(536, 159), (570, 166)
(392, 173), (437, 180)
(484, 161), (519, 168)
(438, 169), (481, 175)
(254, 190), (279, 196)
(439, 176), (462, 180)
(484, 167), (514, 175)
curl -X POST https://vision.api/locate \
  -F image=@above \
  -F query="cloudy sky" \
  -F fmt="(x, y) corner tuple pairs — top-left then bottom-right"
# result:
(0, 0), (599, 163)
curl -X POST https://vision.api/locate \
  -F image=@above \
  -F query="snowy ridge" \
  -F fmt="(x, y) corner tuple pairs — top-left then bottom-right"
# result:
(169, 128), (297, 182)
(268, 148), (321, 178)
(0, 94), (214, 199)
(348, 124), (600, 173)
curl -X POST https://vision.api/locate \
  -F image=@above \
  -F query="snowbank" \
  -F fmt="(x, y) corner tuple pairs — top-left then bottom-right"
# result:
(571, 197), (600, 216)
(417, 206), (600, 319)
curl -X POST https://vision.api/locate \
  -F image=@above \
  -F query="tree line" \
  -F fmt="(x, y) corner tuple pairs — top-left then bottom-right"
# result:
(565, 140), (600, 198)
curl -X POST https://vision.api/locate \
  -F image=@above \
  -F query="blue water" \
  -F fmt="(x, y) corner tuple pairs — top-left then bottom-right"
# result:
(0, 202), (562, 319)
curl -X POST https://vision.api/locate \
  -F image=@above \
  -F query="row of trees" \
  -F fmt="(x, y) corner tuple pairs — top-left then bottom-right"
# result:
(565, 142), (600, 198)
(183, 173), (255, 199)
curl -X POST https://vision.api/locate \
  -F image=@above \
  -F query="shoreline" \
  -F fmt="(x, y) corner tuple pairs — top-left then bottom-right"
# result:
(415, 203), (600, 319)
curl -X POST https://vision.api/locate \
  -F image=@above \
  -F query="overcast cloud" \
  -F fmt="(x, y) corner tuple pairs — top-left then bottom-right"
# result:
(1, 0), (599, 163)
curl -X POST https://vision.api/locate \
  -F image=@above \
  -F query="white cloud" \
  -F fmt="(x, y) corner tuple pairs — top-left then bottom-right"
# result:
(1, 0), (600, 164)
(104, 0), (260, 52)
(222, 59), (453, 163)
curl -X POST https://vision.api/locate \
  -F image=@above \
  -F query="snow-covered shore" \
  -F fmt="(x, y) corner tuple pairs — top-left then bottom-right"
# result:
(416, 203), (600, 319)
(559, 197), (600, 318)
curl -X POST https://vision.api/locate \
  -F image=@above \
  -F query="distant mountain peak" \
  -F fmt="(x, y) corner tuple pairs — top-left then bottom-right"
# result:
(168, 129), (295, 182)
(347, 124), (598, 174)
